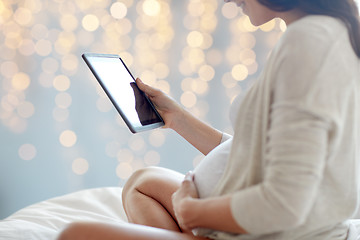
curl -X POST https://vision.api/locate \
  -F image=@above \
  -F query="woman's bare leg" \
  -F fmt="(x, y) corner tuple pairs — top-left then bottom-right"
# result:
(57, 222), (208, 240)
(122, 166), (184, 232)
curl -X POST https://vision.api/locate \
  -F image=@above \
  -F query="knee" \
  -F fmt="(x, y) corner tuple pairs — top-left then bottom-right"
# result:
(57, 223), (88, 240)
(122, 167), (159, 200)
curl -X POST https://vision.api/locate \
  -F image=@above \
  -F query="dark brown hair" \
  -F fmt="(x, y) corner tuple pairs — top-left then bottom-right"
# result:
(257, 0), (360, 58)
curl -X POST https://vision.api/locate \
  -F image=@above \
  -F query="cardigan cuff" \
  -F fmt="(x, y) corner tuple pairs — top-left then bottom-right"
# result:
(221, 132), (232, 143)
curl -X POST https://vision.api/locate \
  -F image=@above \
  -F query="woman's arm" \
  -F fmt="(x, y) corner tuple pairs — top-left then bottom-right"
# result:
(172, 173), (248, 234)
(136, 78), (223, 155)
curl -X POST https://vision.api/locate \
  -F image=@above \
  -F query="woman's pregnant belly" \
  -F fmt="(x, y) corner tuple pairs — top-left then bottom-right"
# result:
(193, 138), (232, 199)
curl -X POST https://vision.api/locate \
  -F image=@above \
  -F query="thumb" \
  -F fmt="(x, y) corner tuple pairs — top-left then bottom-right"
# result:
(184, 171), (194, 182)
(136, 78), (156, 97)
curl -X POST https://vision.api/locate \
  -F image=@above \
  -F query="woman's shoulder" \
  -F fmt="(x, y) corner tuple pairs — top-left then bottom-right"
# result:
(287, 15), (345, 35)
(270, 15), (350, 64)
(279, 15), (347, 48)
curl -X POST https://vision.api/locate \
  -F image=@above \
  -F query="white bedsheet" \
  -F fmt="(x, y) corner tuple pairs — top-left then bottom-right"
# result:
(0, 187), (128, 240)
(0, 187), (359, 240)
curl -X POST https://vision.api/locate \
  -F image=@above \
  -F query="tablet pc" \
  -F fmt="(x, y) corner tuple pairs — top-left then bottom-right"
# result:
(82, 53), (164, 133)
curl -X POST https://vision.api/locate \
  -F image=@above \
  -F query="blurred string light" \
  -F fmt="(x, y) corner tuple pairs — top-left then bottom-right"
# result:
(18, 143), (37, 161)
(221, 2), (284, 103)
(179, 0), (219, 119)
(0, 0), (36, 136)
(0, 0), (281, 181)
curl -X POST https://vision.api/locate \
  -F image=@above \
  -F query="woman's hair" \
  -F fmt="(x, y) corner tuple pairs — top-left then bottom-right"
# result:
(257, 0), (360, 58)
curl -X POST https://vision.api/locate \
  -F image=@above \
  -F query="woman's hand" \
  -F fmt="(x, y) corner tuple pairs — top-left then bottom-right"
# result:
(136, 78), (184, 130)
(137, 77), (223, 155)
(171, 171), (199, 232)
(173, 172), (248, 234)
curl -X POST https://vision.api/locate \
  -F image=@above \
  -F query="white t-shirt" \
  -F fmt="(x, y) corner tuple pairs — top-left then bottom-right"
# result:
(193, 91), (245, 198)
(193, 133), (232, 198)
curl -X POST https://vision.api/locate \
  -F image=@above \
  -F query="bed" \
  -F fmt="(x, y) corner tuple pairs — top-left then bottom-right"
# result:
(0, 187), (359, 240)
(0, 187), (128, 240)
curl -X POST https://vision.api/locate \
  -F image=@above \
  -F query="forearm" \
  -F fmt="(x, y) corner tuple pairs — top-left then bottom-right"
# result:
(172, 108), (223, 155)
(180, 195), (248, 234)
(136, 78), (223, 155)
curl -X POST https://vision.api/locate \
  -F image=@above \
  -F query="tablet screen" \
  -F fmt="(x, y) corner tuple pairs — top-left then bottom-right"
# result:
(82, 53), (164, 133)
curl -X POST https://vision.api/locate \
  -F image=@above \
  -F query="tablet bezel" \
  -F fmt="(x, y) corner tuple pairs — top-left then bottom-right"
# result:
(82, 53), (165, 133)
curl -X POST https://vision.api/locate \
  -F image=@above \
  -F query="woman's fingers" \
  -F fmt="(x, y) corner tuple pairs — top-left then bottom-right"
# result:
(184, 171), (194, 182)
(136, 78), (158, 97)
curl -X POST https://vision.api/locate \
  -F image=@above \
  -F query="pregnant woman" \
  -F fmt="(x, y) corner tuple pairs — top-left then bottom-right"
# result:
(58, 0), (360, 239)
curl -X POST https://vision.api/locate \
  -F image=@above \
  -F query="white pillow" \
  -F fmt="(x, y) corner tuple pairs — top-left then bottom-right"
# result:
(0, 187), (128, 240)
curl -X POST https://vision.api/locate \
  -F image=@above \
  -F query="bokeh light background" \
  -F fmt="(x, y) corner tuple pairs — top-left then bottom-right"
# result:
(1, 0), (358, 219)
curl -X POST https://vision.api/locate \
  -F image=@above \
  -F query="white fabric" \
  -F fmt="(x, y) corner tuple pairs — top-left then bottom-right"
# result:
(346, 219), (360, 240)
(197, 15), (360, 240)
(0, 187), (127, 240)
(194, 138), (232, 199)
(193, 95), (240, 199)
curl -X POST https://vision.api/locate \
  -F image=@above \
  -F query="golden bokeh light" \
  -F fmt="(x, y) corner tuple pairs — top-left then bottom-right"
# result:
(200, 15), (217, 32)
(110, 2), (128, 19)
(236, 16), (258, 32)
(187, 1), (205, 17)
(31, 24), (48, 40)
(116, 162), (133, 179)
(11, 72), (31, 91)
(13, 7), (33, 26)
(191, 79), (208, 95)
(53, 75), (71, 92)
(142, 0), (161, 17)
(260, 19), (276, 32)
(72, 158), (89, 175)
(187, 31), (204, 48)
(5, 31), (22, 50)
(222, 72), (238, 89)
(55, 32), (77, 55)
(239, 48), (256, 65)
(198, 64), (215, 82)
(18, 143), (37, 161)
(222, 2), (238, 19)
(280, 20), (287, 32)
(59, 130), (77, 147)
(82, 14), (100, 32)
(35, 39), (52, 56)
(186, 47), (205, 66)
(181, 77), (193, 92)
(6, 116), (27, 134)
(61, 54), (78, 74)
(18, 39), (36, 56)
(231, 64), (248, 81)
(181, 91), (197, 108)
